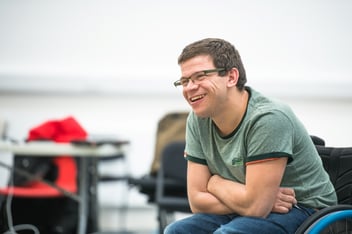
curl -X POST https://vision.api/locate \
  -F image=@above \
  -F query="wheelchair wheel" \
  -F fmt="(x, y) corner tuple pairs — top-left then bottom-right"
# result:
(295, 204), (352, 234)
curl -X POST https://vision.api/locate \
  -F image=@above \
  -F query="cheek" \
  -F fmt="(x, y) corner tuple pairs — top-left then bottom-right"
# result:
(182, 90), (188, 101)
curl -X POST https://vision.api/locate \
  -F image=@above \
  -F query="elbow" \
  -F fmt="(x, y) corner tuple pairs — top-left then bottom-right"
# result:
(190, 205), (200, 214)
(189, 200), (204, 214)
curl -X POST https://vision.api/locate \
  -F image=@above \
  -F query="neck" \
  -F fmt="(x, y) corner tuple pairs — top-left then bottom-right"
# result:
(213, 89), (248, 137)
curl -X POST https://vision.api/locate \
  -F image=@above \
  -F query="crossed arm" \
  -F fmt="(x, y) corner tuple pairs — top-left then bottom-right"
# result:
(187, 157), (297, 218)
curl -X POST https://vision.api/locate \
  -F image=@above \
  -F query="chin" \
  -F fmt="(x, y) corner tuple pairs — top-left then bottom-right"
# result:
(193, 109), (210, 119)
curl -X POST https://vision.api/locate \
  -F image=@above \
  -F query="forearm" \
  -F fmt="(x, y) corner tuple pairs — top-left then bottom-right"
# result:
(207, 174), (274, 217)
(188, 189), (233, 214)
(187, 161), (234, 214)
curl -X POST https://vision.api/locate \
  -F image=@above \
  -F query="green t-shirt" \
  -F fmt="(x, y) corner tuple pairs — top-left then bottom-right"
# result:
(185, 87), (337, 209)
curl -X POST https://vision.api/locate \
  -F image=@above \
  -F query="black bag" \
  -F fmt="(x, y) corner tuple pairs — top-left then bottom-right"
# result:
(12, 155), (57, 186)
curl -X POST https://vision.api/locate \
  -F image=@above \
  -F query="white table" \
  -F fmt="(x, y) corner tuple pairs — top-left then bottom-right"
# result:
(0, 139), (129, 234)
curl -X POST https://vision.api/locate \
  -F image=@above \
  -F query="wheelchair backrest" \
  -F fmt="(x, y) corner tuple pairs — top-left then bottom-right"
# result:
(316, 145), (352, 205)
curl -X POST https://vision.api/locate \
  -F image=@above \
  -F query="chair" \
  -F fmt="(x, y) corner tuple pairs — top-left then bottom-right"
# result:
(127, 112), (189, 233)
(295, 139), (352, 234)
(128, 112), (188, 203)
(0, 156), (77, 197)
(0, 156), (81, 234)
(156, 141), (190, 233)
(0, 116), (98, 234)
(149, 112), (189, 176)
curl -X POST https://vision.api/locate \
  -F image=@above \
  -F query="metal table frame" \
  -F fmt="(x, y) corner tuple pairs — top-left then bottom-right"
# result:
(0, 140), (128, 234)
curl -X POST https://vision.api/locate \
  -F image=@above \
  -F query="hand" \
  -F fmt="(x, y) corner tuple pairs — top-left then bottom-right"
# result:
(272, 187), (297, 213)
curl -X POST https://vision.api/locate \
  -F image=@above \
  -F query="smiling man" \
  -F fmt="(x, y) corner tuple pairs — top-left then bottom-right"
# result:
(164, 38), (337, 234)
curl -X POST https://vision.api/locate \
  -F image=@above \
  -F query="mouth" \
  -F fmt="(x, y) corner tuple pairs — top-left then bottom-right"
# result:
(189, 94), (206, 103)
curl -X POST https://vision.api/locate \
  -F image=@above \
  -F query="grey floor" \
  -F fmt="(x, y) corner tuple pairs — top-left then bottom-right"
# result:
(98, 204), (159, 234)
(98, 204), (191, 234)
(96, 179), (159, 234)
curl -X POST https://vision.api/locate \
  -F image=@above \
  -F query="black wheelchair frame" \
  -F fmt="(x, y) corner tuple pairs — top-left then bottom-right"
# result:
(295, 137), (352, 234)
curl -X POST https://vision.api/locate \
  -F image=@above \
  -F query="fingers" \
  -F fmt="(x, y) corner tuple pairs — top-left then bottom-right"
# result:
(278, 187), (297, 203)
(272, 200), (294, 214)
(272, 187), (297, 214)
(281, 192), (297, 205)
(279, 187), (295, 197)
(272, 205), (290, 214)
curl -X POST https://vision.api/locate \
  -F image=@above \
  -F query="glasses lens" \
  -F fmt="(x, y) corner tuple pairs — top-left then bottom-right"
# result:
(174, 68), (224, 87)
(174, 80), (183, 87)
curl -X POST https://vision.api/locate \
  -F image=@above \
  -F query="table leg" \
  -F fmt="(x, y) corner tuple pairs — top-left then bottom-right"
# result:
(77, 157), (87, 234)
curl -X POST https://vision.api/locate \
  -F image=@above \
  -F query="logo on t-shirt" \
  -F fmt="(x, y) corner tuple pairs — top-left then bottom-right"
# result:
(232, 157), (244, 166)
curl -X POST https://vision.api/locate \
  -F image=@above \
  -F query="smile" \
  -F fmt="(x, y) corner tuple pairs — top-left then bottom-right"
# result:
(190, 94), (206, 102)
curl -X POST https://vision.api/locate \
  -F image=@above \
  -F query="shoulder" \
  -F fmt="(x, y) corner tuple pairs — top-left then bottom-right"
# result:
(244, 87), (299, 135)
(247, 87), (294, 121)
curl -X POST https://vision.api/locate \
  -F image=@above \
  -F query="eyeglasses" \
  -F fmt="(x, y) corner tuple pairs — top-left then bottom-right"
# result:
(173, 68), (226, 87)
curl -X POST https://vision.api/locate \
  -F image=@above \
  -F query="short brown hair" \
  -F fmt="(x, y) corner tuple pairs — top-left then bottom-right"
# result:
(178, 38), (247, 90)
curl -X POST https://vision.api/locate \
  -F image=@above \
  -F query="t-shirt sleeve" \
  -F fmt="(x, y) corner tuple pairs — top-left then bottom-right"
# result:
(184, 112), (208, 165)
(245, 110), (294, 165)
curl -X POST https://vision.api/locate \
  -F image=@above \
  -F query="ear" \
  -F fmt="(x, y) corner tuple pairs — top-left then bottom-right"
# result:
(227, 68), (239, 87)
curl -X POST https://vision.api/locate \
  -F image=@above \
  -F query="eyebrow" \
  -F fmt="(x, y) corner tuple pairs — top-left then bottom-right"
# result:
(181, 70), (208, 79)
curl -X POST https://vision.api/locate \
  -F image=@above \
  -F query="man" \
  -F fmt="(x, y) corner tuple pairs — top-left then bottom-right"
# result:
(164, 38), (337, 234)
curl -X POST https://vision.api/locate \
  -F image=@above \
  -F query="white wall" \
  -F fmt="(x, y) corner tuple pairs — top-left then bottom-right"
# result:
(0, 0), (352, 97)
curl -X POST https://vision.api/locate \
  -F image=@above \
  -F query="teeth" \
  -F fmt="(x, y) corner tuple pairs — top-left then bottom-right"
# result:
(190, 94), (205, 102)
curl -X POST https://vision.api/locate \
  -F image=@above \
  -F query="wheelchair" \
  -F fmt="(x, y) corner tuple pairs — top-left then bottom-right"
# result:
(295, 136), (352, 234)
